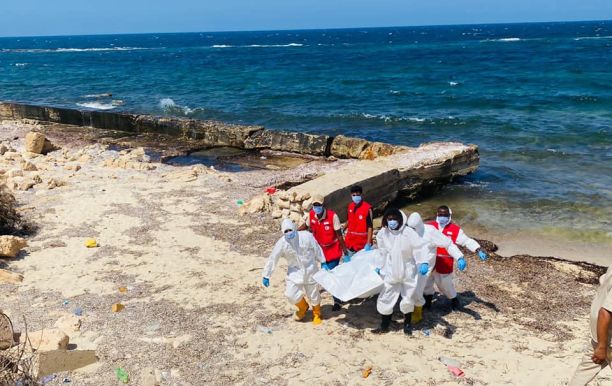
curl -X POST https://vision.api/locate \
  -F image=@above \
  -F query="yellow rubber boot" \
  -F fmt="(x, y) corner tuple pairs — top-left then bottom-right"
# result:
(312, 305), (322, 325)
(411, 306), (423, 324)
(294, 298), (309, 321)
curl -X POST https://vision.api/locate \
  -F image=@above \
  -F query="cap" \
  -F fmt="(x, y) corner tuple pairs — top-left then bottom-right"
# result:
(311, 193), (324, 205)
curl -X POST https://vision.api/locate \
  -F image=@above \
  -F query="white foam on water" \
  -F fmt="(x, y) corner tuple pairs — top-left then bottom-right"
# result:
(84, 93), (112, 98)
(574, 35), (612, 41)
(76, 102), (116, 110)
(449, 81), (459, 86)
(211, 43), (304, 48)
(2, 47), (150, 53)
(14, 63), (28, 67)
(159, 98), (193, 115)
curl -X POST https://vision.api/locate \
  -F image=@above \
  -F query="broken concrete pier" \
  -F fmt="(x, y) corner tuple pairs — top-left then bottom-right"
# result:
(0, 101), (479, 222)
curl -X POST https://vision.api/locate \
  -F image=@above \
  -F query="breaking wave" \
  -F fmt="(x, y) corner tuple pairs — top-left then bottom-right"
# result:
(76, 102), (116, 110)
(211, 43), (304, 48)
(159, 98), (193, 115)
(1, 47), (150, 53)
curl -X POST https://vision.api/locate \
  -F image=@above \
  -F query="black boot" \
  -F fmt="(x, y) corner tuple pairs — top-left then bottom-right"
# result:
(451, 297), (461, 311)
(403, 313), (413, 335)
(424, 294), (433, 310)
(372, 314), (391, 334)
(332, 297), (342, 312)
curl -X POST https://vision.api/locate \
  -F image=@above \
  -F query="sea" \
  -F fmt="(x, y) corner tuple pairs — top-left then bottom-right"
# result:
(0, 21), (611, 253)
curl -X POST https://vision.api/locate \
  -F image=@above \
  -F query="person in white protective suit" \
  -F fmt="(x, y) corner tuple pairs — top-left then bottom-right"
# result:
(372, 207), (418, 335)
(262, 219), (327, 325)
(406, 212), (465, 323)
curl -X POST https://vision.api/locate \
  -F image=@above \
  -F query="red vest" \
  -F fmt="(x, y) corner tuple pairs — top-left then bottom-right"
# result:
(310, 209), (342, 262)
(345, 201), (371, 252)
(428, 221), (460, 274)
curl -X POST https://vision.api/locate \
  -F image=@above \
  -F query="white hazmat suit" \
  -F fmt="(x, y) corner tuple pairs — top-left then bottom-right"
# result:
(374, 211), (418, 315)
(262, 219), (326, 305)
(406, 212), (464, 305)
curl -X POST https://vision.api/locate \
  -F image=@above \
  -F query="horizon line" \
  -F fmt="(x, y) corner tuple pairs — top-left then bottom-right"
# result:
(0, 18), (609, 39)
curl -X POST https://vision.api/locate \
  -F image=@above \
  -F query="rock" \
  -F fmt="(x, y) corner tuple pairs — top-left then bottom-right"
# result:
(0, 143), (8, 155)
(21, 160), (37, 171)
(281, 209), (290, 218)
(41, 138), (59, 154)
(330, 135), (371, 159)
(3, 151), (21, 161)
(244, 129), (330, 156)
(277, 191), (290, 201)
(32, 174), (42, 184)
(271, 210), (282, 219)
(64, 163), (81, 171)
(277, 199), (290, 210)
(47, 178), (66, 189)
(54, 314), (82, 334)
(27, 328), (69, 351)
(289, 203), (302, 212)
(359, 142), (399, 160)
(7, 169), (23, 178)
(289, 211), (302, 225)
(78, 154), (91, 163)
(17, 178), (35, 191)
(302, 197), (313, 211)
(240, 194), (271, 214)
(25, 132), (46, 154)
(0, 236), (27, 258)
(301, 192), (311, 200)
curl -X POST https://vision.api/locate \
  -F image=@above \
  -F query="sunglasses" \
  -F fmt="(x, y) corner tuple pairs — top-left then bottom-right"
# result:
(284, 229), (293, 233)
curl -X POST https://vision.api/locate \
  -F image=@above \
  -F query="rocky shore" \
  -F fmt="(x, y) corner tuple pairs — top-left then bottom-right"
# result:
(0, 119), (608, 385)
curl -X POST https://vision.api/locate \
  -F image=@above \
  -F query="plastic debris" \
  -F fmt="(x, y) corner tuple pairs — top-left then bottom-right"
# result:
(84, 238), (98, 248)
(62, 300), (70, 306)
(40, 375), (56, 384)
(361, 366), (372, 378)
(422, 329), (431, 337)
(118, 286), (128, 293)
(257, 325), (272, 334)
(111, 303), (125, 313)
(62, 378), (71, 383)
(115, 367), (129, 383)
(236, 199), (244, 206)
(447, 365), (465, 378)
(265, 187), (276, 195)
(73, 307), (83, 316)
(438, 356), (461, 368)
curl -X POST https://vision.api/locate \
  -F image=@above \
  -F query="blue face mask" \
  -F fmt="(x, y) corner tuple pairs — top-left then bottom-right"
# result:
(351, 195), (362, 204)
(284, 230), (297, 241)
(387, 219), (399, 230)
(436, 216), (450, 227)
(313, 205), (323, 215)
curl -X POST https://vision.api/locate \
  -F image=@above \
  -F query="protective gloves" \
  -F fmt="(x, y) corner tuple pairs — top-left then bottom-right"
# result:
(419, 263), (429, 276)
(457, 257), (467, 271)
(321, 262), (330, 271)
(262, 277), (270, 287)
(375, 268), (381, 275)
(364, 243), (372, 251)
(478, 250), (489, 261)
(342, 254), (351, 263)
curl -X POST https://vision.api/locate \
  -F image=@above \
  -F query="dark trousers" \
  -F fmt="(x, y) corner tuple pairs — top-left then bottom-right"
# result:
(326, 259), (342, 305)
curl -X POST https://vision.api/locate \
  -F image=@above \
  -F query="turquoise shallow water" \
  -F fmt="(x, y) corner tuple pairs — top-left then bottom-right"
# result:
(0, 21), (610, 245)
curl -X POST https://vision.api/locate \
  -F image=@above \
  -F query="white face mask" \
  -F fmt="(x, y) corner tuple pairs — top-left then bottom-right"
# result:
(387, 219), (399, 230)
(436, 216), (450, 227)
(284, 230), (297, 241)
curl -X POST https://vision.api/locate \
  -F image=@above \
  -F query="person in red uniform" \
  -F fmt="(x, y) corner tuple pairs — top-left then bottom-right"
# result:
(307, 193), (350, 311)
(424, 205), (489, 310)
(344, 185), (374, 253)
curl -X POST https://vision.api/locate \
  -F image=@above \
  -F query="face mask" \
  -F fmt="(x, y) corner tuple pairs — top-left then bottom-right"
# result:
(387, 219), (399, 230)
(437, 216), (450, 227)
(351, 195), (362, 204)
(313, 205), (323, 215)
(284, 230), (297, 241)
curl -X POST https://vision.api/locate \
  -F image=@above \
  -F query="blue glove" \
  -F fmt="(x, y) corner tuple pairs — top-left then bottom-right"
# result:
(375, 268), (381, 275)
(321, 262), (330, 271)
(457, 257), (467, 271)
(364, 243), (372, 251)
(419, 263), (429, 276)
(342, 254), (351, 263)
(478, 250), (489, 261)
(262, 277), (270, 287)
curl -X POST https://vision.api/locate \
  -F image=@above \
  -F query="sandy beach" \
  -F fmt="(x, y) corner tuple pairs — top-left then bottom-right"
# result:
(0, 120), (609, 385)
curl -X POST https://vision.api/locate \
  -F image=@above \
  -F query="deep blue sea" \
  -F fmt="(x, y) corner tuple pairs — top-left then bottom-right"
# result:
(0, 21), (611, 247)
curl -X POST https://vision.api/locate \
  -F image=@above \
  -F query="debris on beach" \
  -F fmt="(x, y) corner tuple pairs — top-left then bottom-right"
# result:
(85, 238), (98, 248)
(111, 303), (125, 313)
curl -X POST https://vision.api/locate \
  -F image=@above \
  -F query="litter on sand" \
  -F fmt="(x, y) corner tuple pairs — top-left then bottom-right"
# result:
(84, 238), (98, 248)
(111, 303), (125, 313)
(115, 367), (129, 383)
(361, 366), (373, 378)
(447, 365), (465, 377)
